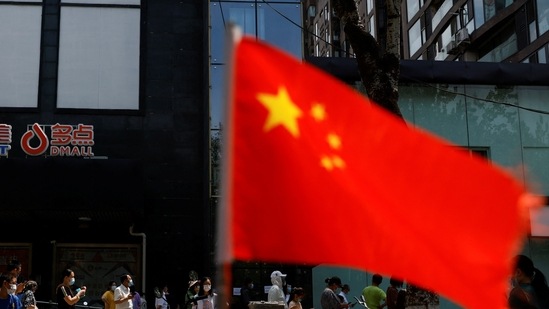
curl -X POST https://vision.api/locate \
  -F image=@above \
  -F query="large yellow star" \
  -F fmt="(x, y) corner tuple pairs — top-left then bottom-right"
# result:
(257, 87), (303, 137)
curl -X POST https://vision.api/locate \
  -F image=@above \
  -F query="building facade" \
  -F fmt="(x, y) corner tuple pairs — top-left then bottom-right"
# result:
(404, 0), (549, 62)
(303, 0), (549, 63)
(0, 0), (210, 305)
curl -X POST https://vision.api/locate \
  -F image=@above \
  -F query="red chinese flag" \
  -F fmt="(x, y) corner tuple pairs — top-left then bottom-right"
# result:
(218, 36), (542, 309)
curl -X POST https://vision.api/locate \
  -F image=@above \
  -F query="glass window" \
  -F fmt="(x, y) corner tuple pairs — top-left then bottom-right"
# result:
(538, 0), (549, 35)
(481, 0), (518, 23)
(484, 0), (496, 21)
(473, 0), (485, 28)
(407, 0), (420, 21)
(524, 148), (549, 194)
(210, 2), (302, 64)
(432, 0), (453, 31)
(399, 84), (468, 145)
(409, 19), (422, 56)
(0, 3), (42, 108)
(466, 85), (522, 167)
(440, 26), (454, 52)
(478, 22), (517, 62)
(210, 65), (225, 130)
(539, 46), (547, 63)
(57, 4), (140, 109)
(210, 1), (302, 130)
(517, 85), (549, 147)
(529, 21), (538, 43)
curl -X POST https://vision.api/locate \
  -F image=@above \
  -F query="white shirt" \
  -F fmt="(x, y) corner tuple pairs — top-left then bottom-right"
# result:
(114, 285), (133, 309)
(268, 286), (287, 309)
(197, 294), (215, 309)
(338, 291), (349, 304)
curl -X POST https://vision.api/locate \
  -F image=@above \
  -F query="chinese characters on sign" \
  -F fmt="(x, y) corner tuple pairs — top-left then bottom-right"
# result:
(0, 123), (95, 157)
(0, 124), (12, 157)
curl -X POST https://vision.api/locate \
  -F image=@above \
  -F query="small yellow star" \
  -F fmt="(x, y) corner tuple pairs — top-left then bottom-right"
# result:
(320, 156), (334, 170)
(257, 87), (303, 137)
(327, 133), (342, 150)
(332, 155), (346, 168)
(310, 103), (326, 122)
(320, 155), (346, 170)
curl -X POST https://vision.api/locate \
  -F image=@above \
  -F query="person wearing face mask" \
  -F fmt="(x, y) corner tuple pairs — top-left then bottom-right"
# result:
(0, 274), (22, 309)
(197, 277), (216, 309)
(287, 287), (304, 309)
(56, 269), (87, 309)
(6, 260), (25, 295)
(102, 281), (117, 309)
(114, 274), (134, 309)
(321, 277), (349, 309)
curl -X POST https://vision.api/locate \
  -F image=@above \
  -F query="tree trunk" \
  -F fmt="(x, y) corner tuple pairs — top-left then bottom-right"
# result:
(331, 0), (403, 120)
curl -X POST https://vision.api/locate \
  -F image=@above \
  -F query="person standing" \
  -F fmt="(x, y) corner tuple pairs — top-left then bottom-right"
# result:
(386, 277), (404, 309)
(20, 281), (38, 309)
(362, 274), (386, 309)
(0, 274), (22, 309)
(338, 285), (352, 307)
(185, 281), (200, 309)
(239, 278), (254, 309)
(287, 287), (304, 309)
(320, 277), (349, 309)
(6, 261), (25, 295)
(509, 255), (549, 308)
(56, 269), (86, 309)
(268, 271), (287, 308)
(196, 277), (215, 309)
(131, 286), (142, 309)
(155, 285), (169, 309)
(114, 274), (134, 309)
(102, 281), (117, 309)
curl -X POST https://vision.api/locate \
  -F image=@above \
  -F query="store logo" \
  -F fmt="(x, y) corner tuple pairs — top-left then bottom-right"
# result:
(20, 123), (95, 157)
(20, 123), (49, 156)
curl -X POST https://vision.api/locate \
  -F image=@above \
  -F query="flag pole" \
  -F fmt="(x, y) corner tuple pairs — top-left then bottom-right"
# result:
(215, 22), (242, 309)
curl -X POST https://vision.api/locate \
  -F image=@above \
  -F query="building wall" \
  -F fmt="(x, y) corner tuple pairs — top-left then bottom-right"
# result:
(0, 0), (210, 304)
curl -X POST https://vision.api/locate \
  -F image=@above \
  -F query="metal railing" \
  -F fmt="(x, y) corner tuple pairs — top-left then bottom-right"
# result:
(37, 300), (103, 309)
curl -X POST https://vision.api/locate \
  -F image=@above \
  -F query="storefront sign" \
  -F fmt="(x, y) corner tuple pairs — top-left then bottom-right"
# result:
(0, 123), (95, 157)
(0, 124), (13, 157)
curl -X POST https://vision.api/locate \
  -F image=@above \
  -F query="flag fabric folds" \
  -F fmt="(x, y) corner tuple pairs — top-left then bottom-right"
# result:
(219, 35), (539, 309)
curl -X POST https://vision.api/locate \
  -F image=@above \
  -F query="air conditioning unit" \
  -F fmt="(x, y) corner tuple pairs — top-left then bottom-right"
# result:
(455, 28), (470, 46)
(446, 40), (458, 55)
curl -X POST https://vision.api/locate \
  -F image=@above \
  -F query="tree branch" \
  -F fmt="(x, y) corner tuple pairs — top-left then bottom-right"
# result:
(332, 0), (403, 120)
